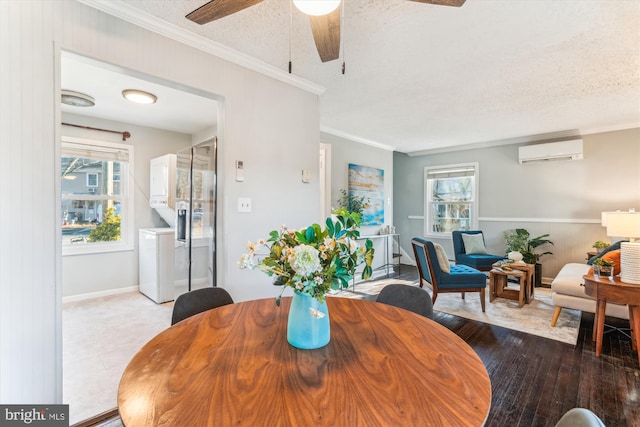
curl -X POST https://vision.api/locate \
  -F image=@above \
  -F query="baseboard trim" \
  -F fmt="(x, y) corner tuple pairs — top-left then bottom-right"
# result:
(63, 278), (213, 303)
(63, 286), (139, 303)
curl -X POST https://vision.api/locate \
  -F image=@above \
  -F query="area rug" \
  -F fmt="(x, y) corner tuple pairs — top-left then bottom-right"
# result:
(332, 279), (581, 345)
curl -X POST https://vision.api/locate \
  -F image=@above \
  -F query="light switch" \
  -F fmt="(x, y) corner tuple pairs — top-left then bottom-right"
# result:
(238, 197), (252, 213)
(301, 169), (311, 183)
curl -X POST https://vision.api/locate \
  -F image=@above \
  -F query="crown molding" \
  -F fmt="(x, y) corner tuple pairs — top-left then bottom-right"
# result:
(76, 0), (326, 96)
(405, 123), (640, 157)
(320, 126), (395, 151)
(579, 122), (640, 137)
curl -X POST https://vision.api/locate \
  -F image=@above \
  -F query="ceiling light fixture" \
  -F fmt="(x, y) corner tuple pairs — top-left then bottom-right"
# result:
(293, 0), (341, 16)
(61, 90), (95, 107)
(122, 89), (157, 105)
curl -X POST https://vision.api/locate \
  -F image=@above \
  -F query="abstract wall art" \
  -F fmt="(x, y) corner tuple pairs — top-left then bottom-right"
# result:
(348, 163), (384, 226)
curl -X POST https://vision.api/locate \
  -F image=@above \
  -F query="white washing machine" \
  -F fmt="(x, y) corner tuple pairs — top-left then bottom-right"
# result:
(139, 228), (175, 303)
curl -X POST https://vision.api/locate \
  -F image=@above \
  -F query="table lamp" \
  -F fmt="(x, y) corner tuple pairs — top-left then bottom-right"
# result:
(605, 210), (640, 284)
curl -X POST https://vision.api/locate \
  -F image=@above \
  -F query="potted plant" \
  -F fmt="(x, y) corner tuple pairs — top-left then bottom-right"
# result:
(593, 258), (615, 279)
(593, 240), (609, 253)
(335, 188), (368, 218)
(504, 228), (554, 287)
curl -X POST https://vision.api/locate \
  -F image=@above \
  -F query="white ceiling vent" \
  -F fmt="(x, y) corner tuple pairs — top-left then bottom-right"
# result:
(518, 139), (584, 164)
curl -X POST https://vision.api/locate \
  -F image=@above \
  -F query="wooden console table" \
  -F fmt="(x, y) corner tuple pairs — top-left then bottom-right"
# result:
(583, 274), (640, 365)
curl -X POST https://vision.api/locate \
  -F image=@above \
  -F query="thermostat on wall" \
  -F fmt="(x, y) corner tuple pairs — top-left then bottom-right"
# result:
(236, 160), (244, 182)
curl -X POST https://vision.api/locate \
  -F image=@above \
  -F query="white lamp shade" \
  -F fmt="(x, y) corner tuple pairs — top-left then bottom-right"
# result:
(605, 211), (640, 240)
(293, 0), (341, 16)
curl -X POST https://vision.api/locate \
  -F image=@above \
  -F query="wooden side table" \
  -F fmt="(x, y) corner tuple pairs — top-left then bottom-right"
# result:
(586, 250), (598, 261)
(583, 274), (640, 365)
(489, 263), (535, 307)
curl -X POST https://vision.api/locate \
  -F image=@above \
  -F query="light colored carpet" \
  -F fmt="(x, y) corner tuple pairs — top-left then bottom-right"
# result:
(63, 292), (173, 425)
(332, 278), (581, 345)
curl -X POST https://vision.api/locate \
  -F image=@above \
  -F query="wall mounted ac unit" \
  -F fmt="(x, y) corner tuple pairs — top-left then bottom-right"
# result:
(87, 187), (96, 193)
(518, 139), (583, 164)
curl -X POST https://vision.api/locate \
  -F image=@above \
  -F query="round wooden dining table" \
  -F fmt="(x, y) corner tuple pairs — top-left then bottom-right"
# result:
(118, 296), (491, 426)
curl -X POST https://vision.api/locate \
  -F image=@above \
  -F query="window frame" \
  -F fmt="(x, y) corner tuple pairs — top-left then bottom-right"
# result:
(61, 136), (135, 256)
(423, 162), (479, 238)
(86, 172), (99, 187)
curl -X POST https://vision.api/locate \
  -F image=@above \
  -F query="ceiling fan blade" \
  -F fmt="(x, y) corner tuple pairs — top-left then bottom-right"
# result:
(186, 0), (264, 25)
(409, 0), (467, 7)
(309, 8), (341, 63)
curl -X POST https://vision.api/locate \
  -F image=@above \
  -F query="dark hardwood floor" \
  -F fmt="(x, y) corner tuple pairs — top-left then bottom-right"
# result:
(391, 267), (640, 427)
(89, 268), (640, 427)
(436, 310), (640, 427)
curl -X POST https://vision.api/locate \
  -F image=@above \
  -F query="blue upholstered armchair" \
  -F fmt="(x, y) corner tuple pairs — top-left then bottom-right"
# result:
(452, 230), (505, 271)
(411, 237), (487, 312)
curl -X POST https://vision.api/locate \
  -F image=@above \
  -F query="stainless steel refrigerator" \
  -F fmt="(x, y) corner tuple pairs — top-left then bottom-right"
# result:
(175, 138), (217, 293)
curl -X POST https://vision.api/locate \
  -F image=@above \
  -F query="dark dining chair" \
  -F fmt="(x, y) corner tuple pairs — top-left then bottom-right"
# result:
(412, 237), (487, 312)
(376, 284), (434, 319)
(171, 287), (234, 325)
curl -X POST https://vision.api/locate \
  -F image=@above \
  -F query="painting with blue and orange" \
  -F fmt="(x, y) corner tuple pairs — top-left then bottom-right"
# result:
(348, 163), (384, 226)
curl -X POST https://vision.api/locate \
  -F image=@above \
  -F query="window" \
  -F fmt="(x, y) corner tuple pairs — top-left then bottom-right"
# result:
(86, 173), (99, 187)
(424, 163), (478, 236)
(61, 136), (134, 255)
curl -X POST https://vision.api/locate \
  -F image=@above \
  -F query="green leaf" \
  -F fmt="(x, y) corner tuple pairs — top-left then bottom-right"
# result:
(335, 221), (342, 236)
(312, 223), (323, 240)
(326, 217), (335, 237)
(306, 226), (316, 243)
(295, 230), (307, 243)
(365, 250), (374, 266)
(361, 265), (373, 280)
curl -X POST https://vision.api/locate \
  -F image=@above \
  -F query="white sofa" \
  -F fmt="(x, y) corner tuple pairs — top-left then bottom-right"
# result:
(551, 263), (628, 327)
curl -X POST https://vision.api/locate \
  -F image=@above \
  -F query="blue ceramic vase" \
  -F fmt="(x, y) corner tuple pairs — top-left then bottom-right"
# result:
(287, 291), (330, 349)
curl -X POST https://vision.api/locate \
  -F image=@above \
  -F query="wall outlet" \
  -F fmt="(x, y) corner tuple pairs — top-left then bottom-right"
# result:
(238, 197), (252, 213)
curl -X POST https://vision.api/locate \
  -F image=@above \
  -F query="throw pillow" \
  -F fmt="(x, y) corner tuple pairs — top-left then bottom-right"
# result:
(587, 249), (622, 276)
(433, 243), (451, 273)
(461, 233), (488, 254)
(587, 240), (626, 265)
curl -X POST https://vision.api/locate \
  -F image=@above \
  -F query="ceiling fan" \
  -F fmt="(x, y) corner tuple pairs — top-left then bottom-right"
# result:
(186, 0), (466, 63)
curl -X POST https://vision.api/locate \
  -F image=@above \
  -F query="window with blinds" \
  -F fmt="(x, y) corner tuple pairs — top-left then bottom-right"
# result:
(61, 136), (134, 255)
(424, 163), (478, 236)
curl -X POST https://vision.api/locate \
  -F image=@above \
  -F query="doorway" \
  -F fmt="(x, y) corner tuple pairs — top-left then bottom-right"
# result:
(60, 50), (222, 424)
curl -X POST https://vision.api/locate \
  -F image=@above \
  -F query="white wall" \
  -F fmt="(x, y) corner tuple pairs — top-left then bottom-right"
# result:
(322, 132), (395, 273)
(0, 0), (320, 404)
(61, 113), (192, 297)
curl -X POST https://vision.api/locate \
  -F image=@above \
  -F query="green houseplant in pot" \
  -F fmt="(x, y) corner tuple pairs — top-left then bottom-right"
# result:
(593, 258), (615, 279)
(504, 228), (554, 287)
(592, 240), (609, 253)
(335, 188), (368, 217)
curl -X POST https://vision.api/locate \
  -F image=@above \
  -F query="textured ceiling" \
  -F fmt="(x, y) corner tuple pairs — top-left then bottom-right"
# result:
(87, 0), (640, 153)
(61, 52), (219, 135)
